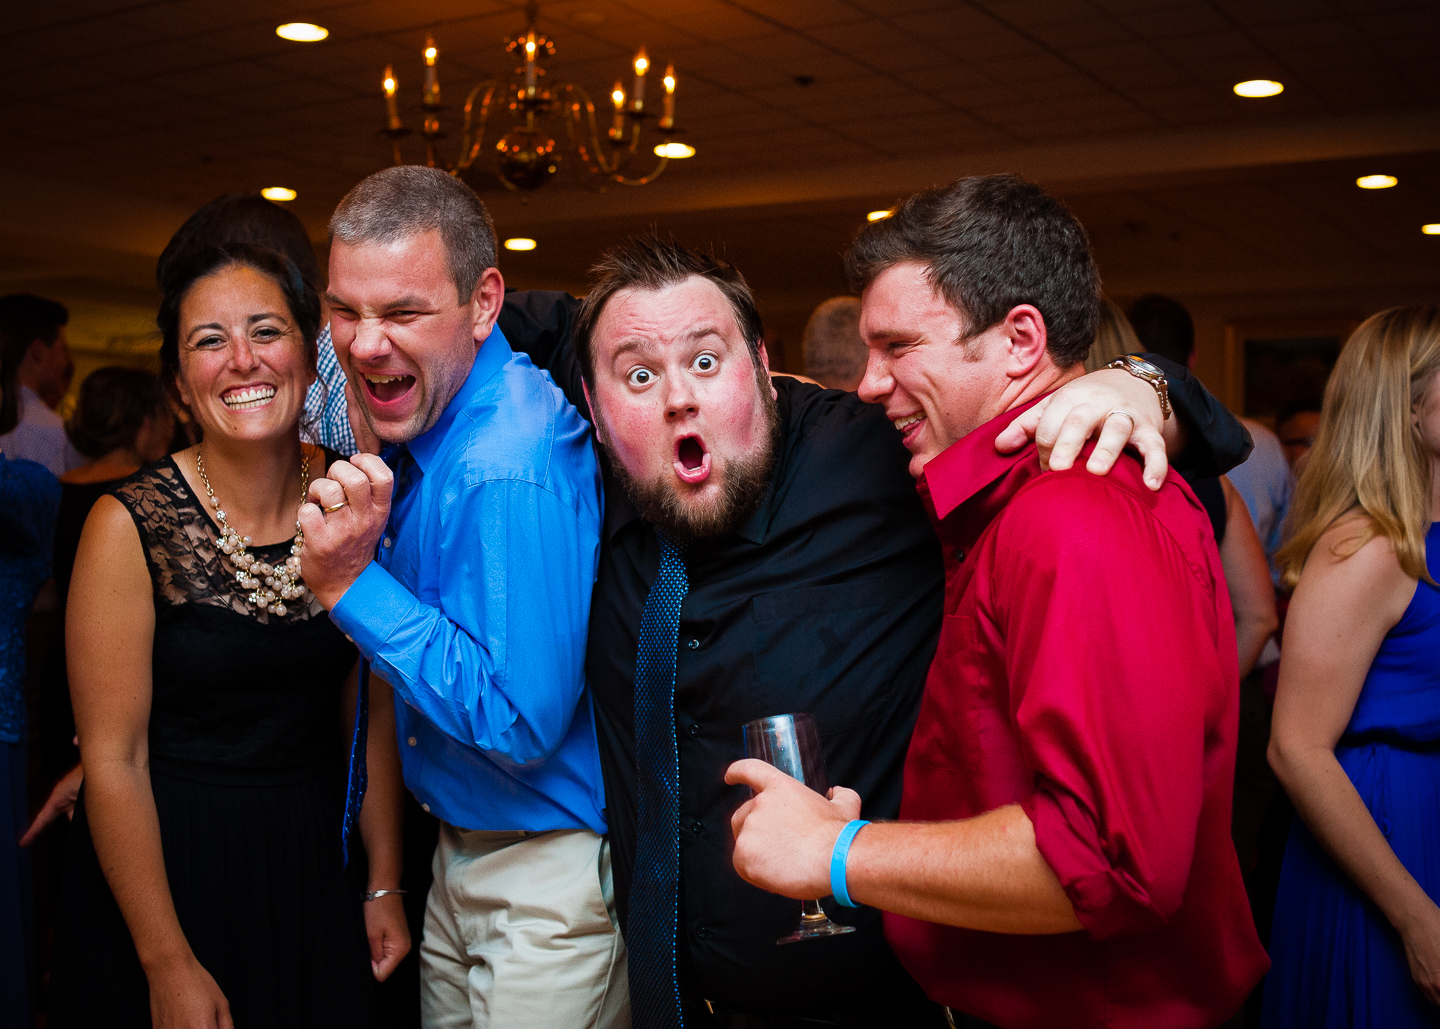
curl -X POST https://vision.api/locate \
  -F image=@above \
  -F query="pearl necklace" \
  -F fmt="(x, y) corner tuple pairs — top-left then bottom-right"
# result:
(195, 447), (310, 617)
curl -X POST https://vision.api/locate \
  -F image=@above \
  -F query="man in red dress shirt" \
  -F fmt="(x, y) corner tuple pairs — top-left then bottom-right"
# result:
(727, 175), (1269, 1029)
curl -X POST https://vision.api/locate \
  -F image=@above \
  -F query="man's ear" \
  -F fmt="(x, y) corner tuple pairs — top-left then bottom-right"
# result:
(582, 379), (607, 446)
(757, 342), (778, 401)
(1002, 305), (1048, 379)
(469, 266), (506, 343)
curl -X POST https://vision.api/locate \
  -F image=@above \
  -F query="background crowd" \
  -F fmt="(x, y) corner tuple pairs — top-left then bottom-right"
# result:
(0, 165), (1435, 1029)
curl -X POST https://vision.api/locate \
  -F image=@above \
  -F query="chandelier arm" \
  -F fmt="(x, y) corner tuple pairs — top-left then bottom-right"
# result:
(456, 79), (503, 171)
(611, 156), (670, 186)
(558, 83), (618, 175)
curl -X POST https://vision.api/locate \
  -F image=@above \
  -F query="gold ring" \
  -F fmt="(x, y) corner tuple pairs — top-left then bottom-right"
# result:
(322, 501), (348, 513)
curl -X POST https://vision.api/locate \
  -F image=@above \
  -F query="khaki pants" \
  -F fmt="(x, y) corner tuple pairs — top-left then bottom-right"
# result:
(420, 825), (630, 1029)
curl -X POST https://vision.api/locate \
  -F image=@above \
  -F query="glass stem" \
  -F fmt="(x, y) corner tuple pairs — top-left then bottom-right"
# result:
(800, 899), (828, 922)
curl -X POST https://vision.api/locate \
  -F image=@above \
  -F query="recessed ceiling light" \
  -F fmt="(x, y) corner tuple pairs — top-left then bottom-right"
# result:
(1233, 79), (1283, 98)
(867, 210), (892, 222)
(276, 23), (328, 42)
(1424, 224), (1440, 235)
(653, 142), (696, 159)
(261, 187), (297, 201)
(504, 238), (537, 251)
(1356, 174), (1398, 189)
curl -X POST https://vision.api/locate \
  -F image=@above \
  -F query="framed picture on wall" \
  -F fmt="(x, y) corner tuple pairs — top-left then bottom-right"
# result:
(1222, 316), (1360, 424)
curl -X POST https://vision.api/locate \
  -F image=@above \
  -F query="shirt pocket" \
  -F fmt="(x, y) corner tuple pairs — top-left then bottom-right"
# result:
(749, 578), (893, 735)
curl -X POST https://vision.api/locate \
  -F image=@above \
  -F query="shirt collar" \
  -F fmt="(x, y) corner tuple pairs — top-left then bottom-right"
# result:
(918, 394), (1048, 521)
(406, 322), (511, 474)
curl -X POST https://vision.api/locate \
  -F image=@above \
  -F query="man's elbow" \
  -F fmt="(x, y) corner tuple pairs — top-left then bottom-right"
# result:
(477, 714), (574, 768)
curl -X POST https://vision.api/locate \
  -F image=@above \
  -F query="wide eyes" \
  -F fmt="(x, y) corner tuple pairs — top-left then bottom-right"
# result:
(624, 351), (719, 388)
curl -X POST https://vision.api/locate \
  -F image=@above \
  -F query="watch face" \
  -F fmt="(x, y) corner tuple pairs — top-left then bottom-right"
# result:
(1126, 356), (1164, 379)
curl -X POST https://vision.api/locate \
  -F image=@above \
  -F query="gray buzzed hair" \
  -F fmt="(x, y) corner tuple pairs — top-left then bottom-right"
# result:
(802, 296), (866, 390)
(329, 166), (498, 304)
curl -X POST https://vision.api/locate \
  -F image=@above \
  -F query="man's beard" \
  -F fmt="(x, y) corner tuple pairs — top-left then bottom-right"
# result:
(601, 375), (780, 542)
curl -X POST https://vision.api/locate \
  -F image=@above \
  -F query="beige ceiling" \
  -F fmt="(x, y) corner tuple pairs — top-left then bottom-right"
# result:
(3, 0), (1438, 383)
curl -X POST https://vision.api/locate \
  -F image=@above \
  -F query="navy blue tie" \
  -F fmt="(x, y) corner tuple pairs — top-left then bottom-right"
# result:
(341, 660), (369, 866)
(341, 444), (413, 865)
(630, 531), (690, 1029)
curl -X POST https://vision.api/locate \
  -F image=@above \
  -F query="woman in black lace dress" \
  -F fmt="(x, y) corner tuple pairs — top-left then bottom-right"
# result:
(51, 244), (408, 1028)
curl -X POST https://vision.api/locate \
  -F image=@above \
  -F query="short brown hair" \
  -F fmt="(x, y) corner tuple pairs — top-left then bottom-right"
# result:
(574, 235), (765, 385)
(845, 174), (1100, 367)
(329, 166), (497, 304)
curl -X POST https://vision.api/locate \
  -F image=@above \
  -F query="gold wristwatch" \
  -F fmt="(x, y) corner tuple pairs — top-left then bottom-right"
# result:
(1107, 355), (1172, 421)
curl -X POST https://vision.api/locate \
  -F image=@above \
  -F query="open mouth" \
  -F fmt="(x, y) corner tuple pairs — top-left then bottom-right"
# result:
(363, 372), (417, 405)
(892, 412), (926, 446)
(673, 434), (712, 485)
(223, 385), (276, 410)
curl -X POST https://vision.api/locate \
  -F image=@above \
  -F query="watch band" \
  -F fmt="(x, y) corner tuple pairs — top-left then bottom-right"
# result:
(830, 819), (870, 908)
(1107, 355), (1172, 421)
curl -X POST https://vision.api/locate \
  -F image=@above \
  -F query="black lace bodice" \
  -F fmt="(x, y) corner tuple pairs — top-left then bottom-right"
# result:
(112, 456), (356, 776)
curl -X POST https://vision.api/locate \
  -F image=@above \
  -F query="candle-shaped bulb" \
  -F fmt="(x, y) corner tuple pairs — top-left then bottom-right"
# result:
(611, 81), (626, 138)
(661, 64), (676, 129)
(383, 66), (403, 130)
(523, 31), (538, 94)
(632, 47), (648, 110)
(423, 36), (440, 106)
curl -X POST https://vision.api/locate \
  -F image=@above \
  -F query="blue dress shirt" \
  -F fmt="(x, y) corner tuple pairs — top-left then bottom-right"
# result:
(330, 325), (606, 833)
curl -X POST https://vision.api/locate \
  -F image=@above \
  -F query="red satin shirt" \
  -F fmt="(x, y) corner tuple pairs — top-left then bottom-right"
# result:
(885, 399), (1269, 1029)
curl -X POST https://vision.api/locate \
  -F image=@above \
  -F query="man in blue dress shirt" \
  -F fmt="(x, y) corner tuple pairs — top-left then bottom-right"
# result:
(298, 166), (624, 1028)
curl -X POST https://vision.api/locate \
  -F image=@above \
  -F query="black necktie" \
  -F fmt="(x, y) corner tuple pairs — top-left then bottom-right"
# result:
(629, 530), (690, 1029)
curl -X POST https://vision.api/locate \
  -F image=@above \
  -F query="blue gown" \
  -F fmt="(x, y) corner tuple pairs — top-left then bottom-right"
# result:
(1264, 522), (1440, 1027)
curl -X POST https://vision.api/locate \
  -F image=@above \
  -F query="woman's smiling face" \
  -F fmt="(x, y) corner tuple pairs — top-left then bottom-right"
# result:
(174, 263), (315, 445)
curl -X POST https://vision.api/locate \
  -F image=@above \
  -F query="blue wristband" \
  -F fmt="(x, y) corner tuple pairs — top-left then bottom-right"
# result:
(829, 819), (870, 908)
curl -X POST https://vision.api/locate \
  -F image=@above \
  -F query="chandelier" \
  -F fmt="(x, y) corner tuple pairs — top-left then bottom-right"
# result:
(378, 1), (694, 193)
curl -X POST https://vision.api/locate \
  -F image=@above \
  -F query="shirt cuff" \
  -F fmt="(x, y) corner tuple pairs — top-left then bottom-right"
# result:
(329, 561), (422, 660)
(1021, 789), (1171, 942)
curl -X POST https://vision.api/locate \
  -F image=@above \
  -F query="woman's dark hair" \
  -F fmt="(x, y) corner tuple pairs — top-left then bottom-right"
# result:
(65, 366), (169, 459)
(157, 243), (321, 389)
(157, 193), (322, 294)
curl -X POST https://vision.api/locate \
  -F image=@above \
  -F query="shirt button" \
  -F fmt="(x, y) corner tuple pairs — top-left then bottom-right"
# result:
(421, 803), (431, 813)
(954, 548), (966, 562)
(695, 926), (709, 940)
(382, 537), (392, 548)
(407, 736), (417, 747)
(687, 723), (701, 737)
(691, 821), (703, 834)
(687, 638), (699, 650)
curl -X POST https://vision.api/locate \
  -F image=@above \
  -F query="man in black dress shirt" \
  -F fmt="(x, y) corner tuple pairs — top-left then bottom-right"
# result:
(499, 238), (1248, 1028)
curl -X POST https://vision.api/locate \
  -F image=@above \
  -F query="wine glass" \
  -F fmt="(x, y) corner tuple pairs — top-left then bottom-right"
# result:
(741, 712), (858, 945)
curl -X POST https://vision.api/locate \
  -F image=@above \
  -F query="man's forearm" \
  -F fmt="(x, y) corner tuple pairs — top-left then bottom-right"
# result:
(846, 804), (1082, 935)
